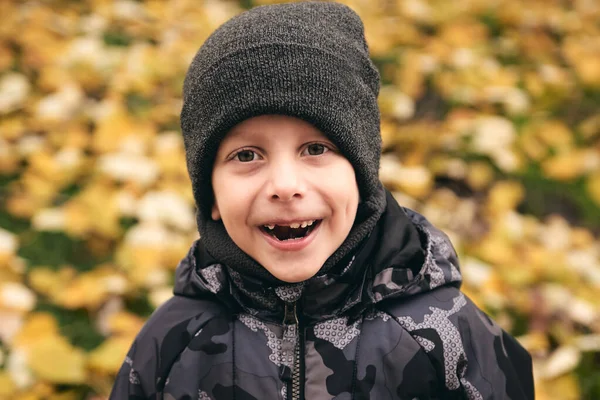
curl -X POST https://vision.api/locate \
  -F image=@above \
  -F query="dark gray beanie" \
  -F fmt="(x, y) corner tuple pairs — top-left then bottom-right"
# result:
(181, 1), (386, 284)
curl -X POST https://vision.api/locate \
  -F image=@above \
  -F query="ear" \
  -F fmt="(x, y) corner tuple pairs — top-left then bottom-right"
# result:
(211, 202), (221, 221)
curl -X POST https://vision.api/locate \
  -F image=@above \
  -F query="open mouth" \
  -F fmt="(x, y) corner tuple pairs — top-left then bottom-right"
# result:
(260, 220), (322, 241)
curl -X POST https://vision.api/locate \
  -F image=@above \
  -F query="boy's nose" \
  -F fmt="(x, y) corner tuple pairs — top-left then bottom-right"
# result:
(267, 161), (305, 202)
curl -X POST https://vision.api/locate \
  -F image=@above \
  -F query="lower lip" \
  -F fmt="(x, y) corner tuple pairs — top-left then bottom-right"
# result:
(259, 222), (321, 252)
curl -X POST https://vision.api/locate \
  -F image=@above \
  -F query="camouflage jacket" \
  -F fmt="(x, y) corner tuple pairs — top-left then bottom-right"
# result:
(110, 193), (534, 400)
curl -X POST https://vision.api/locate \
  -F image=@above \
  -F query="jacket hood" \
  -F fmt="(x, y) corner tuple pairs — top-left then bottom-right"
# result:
(174, 190), (462, 323)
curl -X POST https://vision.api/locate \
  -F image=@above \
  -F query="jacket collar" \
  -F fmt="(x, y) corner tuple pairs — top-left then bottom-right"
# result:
(174, 190), (462, 323)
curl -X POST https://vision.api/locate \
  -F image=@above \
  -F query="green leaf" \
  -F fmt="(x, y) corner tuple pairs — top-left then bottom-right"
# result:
(125, 92), (152, 117)
(577, 352), (600, 400)
(0, 208), (29, 234)
(103, 30), (132, 47)
(125, 290), (155, 318)
(18, 231), (100, 272)
(35, 302), (104, 352)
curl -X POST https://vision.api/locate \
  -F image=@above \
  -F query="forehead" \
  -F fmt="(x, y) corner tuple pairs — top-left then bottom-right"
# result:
(223, 115), (329, 143)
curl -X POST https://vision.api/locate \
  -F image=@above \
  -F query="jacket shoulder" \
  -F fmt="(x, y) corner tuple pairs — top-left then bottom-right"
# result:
(379, 286), (534, 399)
(109, 294), (230, 398)
(135, 294), (228, 344)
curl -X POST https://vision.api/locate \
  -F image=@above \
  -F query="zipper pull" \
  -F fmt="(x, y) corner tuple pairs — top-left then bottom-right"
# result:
(283, 301), (298, 325)
(279, 364), (292, 382)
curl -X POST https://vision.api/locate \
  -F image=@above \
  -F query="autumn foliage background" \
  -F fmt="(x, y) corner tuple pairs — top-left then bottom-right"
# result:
(0, 0), (599, 398)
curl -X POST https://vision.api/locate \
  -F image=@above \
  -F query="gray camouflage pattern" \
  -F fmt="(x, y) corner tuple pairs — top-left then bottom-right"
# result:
(110, 202), (534, 400)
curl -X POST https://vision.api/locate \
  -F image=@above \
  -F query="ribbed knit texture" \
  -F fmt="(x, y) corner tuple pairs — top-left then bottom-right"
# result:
(180, 1), (386, 284)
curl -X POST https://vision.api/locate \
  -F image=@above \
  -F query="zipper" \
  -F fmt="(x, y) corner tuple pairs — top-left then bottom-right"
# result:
(283, 302), (303, 400)
(283, 301), (299, 325)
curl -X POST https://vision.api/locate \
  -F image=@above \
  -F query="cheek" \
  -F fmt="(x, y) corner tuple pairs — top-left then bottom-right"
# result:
(320, 163), (359, 215)
(333, 164), (359, 198)
(211, 203), (221, 221)
(340, 167), (359, 219)
(211, 171), (236, 222)
(212, 174), (255, 224)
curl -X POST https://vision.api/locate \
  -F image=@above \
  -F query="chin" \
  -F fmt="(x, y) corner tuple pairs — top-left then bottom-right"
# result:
(265, 261), (323, 284)
(271, 270), (317, 284)
(275, 275), (309, 284)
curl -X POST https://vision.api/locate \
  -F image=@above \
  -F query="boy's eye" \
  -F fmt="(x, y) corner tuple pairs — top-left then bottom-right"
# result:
(234, 150), (258, 162)
(304, 143), (329, 156)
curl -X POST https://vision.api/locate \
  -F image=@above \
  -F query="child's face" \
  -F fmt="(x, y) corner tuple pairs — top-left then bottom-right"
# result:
(211, 115), (360, 283)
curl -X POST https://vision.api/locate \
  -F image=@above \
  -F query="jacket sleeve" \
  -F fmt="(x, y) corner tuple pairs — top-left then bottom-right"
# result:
(454, 296), (535, 400)
(109, 295), (220, 399)
(109, 339), (157, 399)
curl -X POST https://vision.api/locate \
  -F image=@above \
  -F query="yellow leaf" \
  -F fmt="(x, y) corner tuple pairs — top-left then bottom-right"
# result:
(537, 374), (580, 400)
(363, 16), (399, 56)
(47, 393), (80, 400)
(517, 332), (550, 353)
(475, 236), (516, 265)
(37, 66), (71, 93)
(28, 268), (65, 298)
(0, 149), (18, 175)
(522, 245), (551, 272)
(28, 336), (87, 384)
(379, 87), (415, 121)
(394, 51), (425, 98)
(541, 151), (586, 181)
(575, 54), (600, 87)
(499, 263), (537, 286)
(466, 161), (494, 190)
(21, 172), (57, 205)
(163, 241), (195, 270)
(5, 193), (40, 219)
(49, 124), (91, 150)
(154, 135), (188, 175)
(536, 120), (573, 149)
(92, 111), (134, 154)
(13, 312), (60, 347)
(586, 172), (600, 206)
(0, 116), (26, 141)
(0, 372), (17, 398)
(88, 337), (133, 374)
(11, 394), (39, 400)
(108, 311), (145, 337)
(30, 382), (54, 398)
(439, 19), (488, 48)
(396, 165), (433, 199)
(0, 43), (13, 71)
(578, 114), (600, 140)
(28, 151), (62, 183)
(571, 227), (595, 248)
(486, 181), (524, 216)
(63, 202), (93, 237)
(55, 275), (107, 310)
(519, 130), (547, 161)
(460, 285), (484, 310)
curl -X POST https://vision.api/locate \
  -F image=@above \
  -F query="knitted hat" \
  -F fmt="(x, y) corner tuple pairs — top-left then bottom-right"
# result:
(181, 1), (386, 284)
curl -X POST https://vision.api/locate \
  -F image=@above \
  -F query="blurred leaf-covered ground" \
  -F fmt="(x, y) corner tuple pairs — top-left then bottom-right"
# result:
(0, 0), (599, 399)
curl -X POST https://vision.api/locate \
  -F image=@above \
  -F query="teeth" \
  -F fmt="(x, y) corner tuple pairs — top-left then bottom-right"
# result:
(294, 220), (316, 228)
(264, 220), (317, 230)
(289, 219), (315, 228)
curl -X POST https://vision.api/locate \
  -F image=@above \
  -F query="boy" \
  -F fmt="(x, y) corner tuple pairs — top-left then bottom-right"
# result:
(110, 2), (534, 399)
